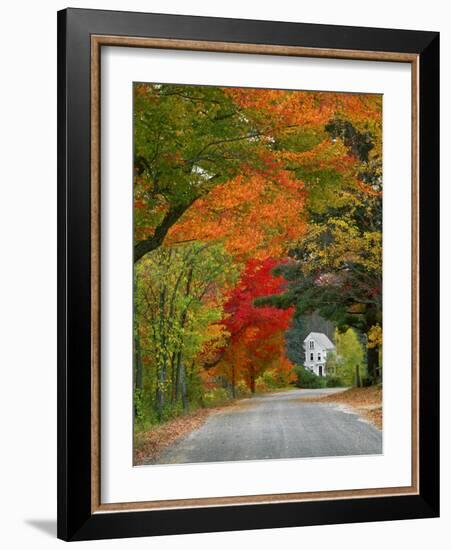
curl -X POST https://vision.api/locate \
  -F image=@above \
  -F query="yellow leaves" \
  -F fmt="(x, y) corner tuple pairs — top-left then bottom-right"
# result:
(362, 232), (382, 272)
(367, 324), (382, 349)
(194, 322), (229, 367)
(202, 322), (229, 353)
(278, 139), (355, 175)
(300, 219), (381, 273)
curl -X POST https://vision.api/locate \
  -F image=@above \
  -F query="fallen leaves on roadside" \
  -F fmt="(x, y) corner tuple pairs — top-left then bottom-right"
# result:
(299, 386), (383, 430)
(134, 409), (213, 466)
(134, 399), (254, 465)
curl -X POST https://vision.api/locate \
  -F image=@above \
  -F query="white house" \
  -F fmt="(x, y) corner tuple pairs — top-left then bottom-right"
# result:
(303, 332), (335, 377)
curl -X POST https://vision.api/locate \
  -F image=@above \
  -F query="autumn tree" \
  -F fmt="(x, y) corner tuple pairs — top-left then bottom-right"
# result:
(215, 258), (294, 393)
(135, 242), (236, 419)
(134, 83), (282, 262)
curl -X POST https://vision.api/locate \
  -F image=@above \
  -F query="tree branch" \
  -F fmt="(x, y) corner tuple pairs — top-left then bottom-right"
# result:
(134, 202), (193, 263)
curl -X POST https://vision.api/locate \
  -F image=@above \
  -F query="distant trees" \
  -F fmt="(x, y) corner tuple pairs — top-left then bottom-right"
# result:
(327, 328), (366, 386)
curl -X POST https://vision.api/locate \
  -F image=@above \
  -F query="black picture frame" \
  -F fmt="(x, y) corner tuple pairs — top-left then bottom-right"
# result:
(57, 7), (439, 541)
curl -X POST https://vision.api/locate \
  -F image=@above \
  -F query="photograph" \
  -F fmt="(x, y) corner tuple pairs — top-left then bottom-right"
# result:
(52, 4), (439, 542)
(132, 82), (383, 466)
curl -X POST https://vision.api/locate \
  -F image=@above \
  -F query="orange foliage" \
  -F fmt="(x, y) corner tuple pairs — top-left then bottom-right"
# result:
(224, 88), (336, 131)
(168, 171), (306, 259)
(224, 88), (381, 133)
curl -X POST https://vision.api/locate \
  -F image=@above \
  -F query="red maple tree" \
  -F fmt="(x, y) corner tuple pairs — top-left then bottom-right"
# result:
(215, 258), (295, 393)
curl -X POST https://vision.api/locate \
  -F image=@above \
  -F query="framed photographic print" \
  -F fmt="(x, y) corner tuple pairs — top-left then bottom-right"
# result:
(57, 8), (439, 541)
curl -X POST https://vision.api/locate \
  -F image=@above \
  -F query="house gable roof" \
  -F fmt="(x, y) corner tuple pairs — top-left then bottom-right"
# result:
(304, 332), (335, 350)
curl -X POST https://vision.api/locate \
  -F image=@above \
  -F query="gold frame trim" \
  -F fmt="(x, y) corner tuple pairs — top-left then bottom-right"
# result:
(90, 35), (420, 514)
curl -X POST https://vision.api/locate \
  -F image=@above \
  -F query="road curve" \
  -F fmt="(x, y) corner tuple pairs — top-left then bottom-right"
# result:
(154, 388), (382, 465)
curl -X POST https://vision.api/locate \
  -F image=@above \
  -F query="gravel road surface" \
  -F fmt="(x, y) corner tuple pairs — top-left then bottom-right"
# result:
(155, 388), (382, 464)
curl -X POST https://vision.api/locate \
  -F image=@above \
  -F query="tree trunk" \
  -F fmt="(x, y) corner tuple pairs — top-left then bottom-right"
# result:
(134, 334), (143, 391)
(355, 364), (361, 388)
(170, 352), (177, 402)
(249, 367), (256, 394)
(134, 201), (197, 262)
(156, 368), (165, 418)
(231, 364), (236, 399)
(133, 272), (143, 419)
(175, 350), (182, 402)
(156, 287), (167, 419)
(179, 362), (188, 410)
(378, 345), (382, 383)
(364, 307), (381, 384)
(367, 346), (379, 383)
(133, 272), (143, 392)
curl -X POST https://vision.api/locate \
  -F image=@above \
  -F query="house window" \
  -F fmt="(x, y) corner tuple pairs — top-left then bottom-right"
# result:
(310, 353), (314, 361)
(309, 340), (314, 349)
(318, 365), (323, 376)
(318, 353), (321, 361)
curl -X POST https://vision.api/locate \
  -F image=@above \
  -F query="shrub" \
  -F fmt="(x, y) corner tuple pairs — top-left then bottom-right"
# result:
(255, 377), (269, 393)
(325, 376), (344, 388)
(186, 374), (206, 408)
(133, 388), (146, 427)
(203, 387), (230, 407)
(235, 380), (252, 397)
(261, 369), (281, 389)
(159, 400), (184, 423)
(294, 366), (327, 389)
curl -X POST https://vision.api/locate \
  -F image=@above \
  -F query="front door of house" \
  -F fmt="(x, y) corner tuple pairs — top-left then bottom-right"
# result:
(318, 365), (323, 377)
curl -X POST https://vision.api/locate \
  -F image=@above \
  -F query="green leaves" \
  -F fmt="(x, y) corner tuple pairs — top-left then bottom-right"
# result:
(134, 83), (270, 258)
(134, 241), (238, 415)
(332, 328), (366, 386)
